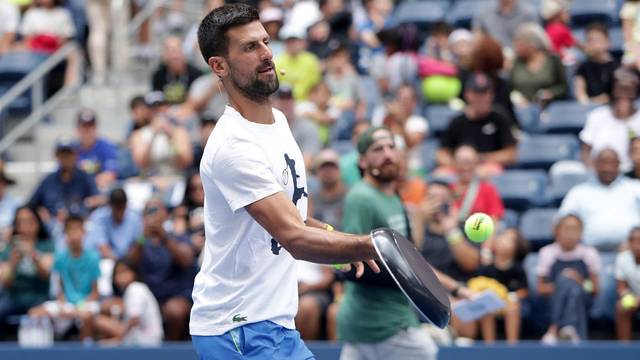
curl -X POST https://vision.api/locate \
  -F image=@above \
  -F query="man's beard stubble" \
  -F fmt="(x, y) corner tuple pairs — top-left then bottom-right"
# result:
(230, 63), (280, 103)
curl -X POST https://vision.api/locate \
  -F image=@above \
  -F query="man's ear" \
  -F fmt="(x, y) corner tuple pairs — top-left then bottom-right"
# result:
(208, 56), (227, 78)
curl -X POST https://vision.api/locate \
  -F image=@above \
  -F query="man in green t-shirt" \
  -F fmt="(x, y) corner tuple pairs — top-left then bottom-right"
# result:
(337, 127), (437, 360)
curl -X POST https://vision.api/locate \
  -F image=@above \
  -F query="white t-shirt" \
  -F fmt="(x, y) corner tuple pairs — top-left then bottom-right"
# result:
(579, 106), (640, 172)
(19, 7), (75, 39)
(123, 282), (164, 346)
(0, 1), (19, 35)
(615, 250), (640, 296)
(190, 105), (308, 336)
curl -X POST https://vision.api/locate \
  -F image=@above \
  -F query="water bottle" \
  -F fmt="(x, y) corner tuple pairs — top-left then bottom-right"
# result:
(38, 316), (54, 347)
(18, 316), (35, 348)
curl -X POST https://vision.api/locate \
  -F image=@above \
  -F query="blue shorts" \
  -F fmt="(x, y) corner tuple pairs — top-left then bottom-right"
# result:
(192, 320), (315, 360)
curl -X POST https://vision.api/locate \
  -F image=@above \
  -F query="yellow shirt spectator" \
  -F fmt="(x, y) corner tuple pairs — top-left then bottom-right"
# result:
(275, 30), (322, 101)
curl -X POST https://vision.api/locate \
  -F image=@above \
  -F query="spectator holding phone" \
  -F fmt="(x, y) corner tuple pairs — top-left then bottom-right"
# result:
(0, 206), (54, 337)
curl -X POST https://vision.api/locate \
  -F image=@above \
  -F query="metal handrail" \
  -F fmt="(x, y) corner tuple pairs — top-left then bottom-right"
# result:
(0, 84), (80, 154)
(0, 42), (79, 112)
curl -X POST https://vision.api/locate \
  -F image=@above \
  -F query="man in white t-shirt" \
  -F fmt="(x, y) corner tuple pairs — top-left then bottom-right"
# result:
(190, 4), (379, 359)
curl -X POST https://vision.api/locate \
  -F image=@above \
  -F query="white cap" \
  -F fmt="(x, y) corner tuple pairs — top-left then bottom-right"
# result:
(280, 26), (306, 40)
(260, 7), (283, 24)
(541, 0), (569, 20)
(405, 115), (429, 135)
(448, 29), (472, 46)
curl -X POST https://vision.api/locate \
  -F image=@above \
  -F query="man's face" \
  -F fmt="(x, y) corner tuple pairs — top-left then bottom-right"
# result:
(57, 150), (77, 171)
(65, 222), (85, 251)
(285, 38), (306, 56)
(77, 123), (97, 146)
(396, 86), (417, 114)
(465, 89), (494, 116)
(164, 37), (186, 72)
(272, 93), (295, 120)
(586, 29), (609, 56)
(317, 162), (341, 188)
(454, 146), (479, 181)
(594, 149), (620, 185)
(224, 21), (279, 102)
(360, 130), (399, 182)
(111, 204), (126, 223)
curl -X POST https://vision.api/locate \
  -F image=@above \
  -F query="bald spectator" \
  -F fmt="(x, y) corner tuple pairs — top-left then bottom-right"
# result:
(152, 36), (203, 104)
(472, 0), (537, 49)
(559, 148), (640, 251)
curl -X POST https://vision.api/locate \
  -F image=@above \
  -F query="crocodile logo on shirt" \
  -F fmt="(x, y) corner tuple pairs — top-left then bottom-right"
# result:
(232, 314), (248, 323)
(271, 153), (308, 255)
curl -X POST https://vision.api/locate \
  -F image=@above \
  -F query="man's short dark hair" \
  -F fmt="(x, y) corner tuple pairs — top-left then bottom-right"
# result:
(129, 95), (146, 110)
(198, 3), (260, 63)
(64, 213), (85, 230)
(585, 22), (608, 38)
(109, 188), (128, 207)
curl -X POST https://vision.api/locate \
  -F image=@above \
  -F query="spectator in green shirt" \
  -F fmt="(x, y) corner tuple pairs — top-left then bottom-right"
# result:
(337, 126), (438, 360)
(275, 26), (322, 101)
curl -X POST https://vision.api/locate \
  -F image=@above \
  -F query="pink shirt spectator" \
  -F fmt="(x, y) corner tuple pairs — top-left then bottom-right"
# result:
(536, 242), (602, 278)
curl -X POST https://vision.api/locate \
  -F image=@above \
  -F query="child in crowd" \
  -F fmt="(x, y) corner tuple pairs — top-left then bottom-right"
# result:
(476, 229), (529, 344)
(538, 214), (601, 344)
(614, 227), (640, 341)
(574, 23), (619, 105)
(296, 81), (341, 146)
(95, 259), (163, 345)
(542, 0), (579, 63)
(29, 214), (101, 342)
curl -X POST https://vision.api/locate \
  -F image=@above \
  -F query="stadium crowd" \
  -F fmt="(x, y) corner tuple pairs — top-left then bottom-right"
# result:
(1, 0), (640, 346)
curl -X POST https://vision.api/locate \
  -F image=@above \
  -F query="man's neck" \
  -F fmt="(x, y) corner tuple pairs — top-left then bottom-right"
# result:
(81, 139), (96, 150)
(364, 175), (395, 195)
(60, 168), (74, 181)
(70, 247), (83, 258)
(227, 86), (274, 124)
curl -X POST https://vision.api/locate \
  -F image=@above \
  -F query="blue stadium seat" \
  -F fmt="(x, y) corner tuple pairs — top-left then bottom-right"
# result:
(520, 208), (558, 250)
(537, 101), (598, 134)
(491, 170), (549, 211)
(446, 0), (492, 29)
(0, 52), (49, 115)
(502, 208), (520, 229)
(419, 139), (440, 172)
(516, 134), (580, 169)
(515, 105), (541, 133)
(547, 171), (589, 205)
(424, 105), (461, 136)
(570, 0), (617, 28)
(391, 1), (448, 35)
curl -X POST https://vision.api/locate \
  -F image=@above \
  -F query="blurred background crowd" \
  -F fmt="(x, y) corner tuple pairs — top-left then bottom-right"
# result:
(0, 0), (640, 347)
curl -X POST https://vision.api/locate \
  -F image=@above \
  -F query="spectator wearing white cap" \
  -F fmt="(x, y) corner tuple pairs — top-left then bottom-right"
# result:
(275, 26), (322, 100)
(542, 0), (580, 64)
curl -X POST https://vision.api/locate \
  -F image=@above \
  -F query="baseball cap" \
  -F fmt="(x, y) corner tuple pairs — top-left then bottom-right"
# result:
(55, 137), (76, 153)
(260, 7), (283, 24)
(280, 26), (306, 41)
(465, 72), (494, 93)
(314, 149), (340, 170)
(76, 109), (97, 126)
(144, 91), (167, 107)
(541, 0), (569, 20)
(357, 126), (393, 155)
(448, 29), (472, 46)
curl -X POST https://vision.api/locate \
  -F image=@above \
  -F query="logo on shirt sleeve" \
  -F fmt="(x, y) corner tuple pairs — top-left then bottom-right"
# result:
(271, 153), (308, 255)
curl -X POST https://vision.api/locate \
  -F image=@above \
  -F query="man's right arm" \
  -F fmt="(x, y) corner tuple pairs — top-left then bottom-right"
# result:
(246, 191), (379, 269)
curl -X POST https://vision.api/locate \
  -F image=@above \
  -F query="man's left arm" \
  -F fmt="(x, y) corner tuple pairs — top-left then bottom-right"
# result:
(164, 232), (195, 269)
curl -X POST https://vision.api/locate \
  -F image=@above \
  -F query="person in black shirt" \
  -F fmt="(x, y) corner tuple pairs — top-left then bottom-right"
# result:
(437, 73), (517, 175)
(475, 228), (529, 343)
(574, 22), (619, 105)
(152, 36), (203, 104)
(626, 137), (640, 179)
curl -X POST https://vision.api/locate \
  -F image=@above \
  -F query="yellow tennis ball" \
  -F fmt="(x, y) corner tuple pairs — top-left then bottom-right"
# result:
(464, 213), (494, 243)
(622, 293), (637, 309)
